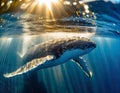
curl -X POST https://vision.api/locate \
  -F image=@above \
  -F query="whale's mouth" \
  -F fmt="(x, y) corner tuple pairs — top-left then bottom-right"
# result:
(85, 41), (96, 49)
(92, 43), (96, 48)
(87, 42), (96, 49)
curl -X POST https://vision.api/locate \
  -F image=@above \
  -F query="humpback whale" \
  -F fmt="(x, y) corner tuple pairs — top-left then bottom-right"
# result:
(4, 37), (96, 78)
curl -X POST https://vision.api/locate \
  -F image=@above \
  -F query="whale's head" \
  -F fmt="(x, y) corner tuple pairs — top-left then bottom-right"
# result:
(55, 37), (96, 58)
(69, 37), (96, 49)
(66, 37), (96, 52)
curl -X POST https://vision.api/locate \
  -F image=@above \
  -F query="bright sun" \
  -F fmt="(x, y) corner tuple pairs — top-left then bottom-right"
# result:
(37, 0), (59, 9)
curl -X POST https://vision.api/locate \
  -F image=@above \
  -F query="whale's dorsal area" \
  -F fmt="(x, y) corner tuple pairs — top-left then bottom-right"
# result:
(4, 37), (96, 78)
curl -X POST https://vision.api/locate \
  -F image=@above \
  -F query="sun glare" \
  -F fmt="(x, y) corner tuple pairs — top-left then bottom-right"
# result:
(37, 0), (59, 9)
(20, 0), (96, 21)
(32, 0), (60, 20)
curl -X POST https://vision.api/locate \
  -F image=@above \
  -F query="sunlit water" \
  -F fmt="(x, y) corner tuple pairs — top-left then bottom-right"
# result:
(0, 0), (120, 93)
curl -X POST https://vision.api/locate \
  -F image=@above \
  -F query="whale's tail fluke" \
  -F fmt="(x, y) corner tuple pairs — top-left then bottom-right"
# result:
(73, 57), (92, 78)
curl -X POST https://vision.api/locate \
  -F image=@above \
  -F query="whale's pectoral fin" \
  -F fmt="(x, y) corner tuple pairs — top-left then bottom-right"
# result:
(72, 57), (92, 78)
(3, 55), (54, 78)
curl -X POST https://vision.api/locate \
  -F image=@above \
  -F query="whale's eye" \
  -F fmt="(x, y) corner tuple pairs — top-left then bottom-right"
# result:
(83, 44), (90, 49)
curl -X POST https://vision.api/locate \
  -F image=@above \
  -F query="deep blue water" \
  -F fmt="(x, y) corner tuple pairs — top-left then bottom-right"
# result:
(0, 0), (120, 93)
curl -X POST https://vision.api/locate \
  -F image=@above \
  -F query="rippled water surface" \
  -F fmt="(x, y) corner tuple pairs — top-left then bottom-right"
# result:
(0, 0), (120, 93)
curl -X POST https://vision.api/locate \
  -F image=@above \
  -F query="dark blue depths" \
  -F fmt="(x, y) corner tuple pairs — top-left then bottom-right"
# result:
(0, 36), (120, 93)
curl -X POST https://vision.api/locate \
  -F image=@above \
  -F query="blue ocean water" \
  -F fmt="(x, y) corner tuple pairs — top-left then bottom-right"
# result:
(0, 0), (120, 93)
